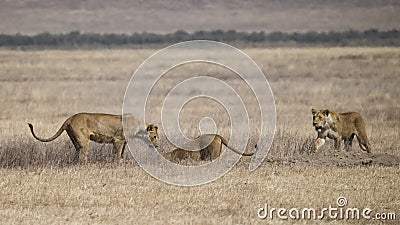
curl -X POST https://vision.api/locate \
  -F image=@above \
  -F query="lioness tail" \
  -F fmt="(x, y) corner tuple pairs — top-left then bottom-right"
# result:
(219, 136), (255, 156)
(28, 123), (65, 142)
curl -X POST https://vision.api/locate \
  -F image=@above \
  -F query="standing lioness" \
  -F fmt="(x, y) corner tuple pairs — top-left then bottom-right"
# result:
(311, 109), (370, 153)
(29, 113), (159, 163)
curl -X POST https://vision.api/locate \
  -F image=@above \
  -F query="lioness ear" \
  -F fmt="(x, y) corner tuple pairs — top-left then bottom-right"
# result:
(311, 108), (317, 115)
(323, 109), (330, 116)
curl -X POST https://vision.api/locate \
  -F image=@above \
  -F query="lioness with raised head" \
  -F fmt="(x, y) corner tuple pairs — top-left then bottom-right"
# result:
(311, 108), (370, 153)
(29, 113), (159, 163)
(164, 134), (255, 162)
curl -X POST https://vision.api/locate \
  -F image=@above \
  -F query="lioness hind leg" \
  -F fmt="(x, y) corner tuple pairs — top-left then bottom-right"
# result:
(66, 124), (89, 163)
(200, 148), (210, 161)
(199, 136), (213, 161)
(121, 142), (127, 158)
(69, 136), (89, 163)
(356, 134), (371, 153)
(113, 139), (126, 160)
(78, 139), (90, 163)
(66, 127), (82, 163)
(356, 118), (371, 153)
(211, 139), (223, 160)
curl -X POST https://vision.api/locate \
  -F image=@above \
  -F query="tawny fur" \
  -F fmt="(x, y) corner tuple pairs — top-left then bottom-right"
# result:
(164, 134), (255, 162)
(311, 109), (371, 153)
(29, 113), (159, 163)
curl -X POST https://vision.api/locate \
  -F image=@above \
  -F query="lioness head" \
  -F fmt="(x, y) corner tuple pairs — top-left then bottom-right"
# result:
(146, 124), (159, 147)
(311, 109), (330, 132)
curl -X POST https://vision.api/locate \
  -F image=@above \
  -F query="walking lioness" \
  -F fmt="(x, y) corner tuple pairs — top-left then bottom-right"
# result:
(164, 134), (255, 162)
(311, 108), (370, 153)
(29, 113), (159, 163)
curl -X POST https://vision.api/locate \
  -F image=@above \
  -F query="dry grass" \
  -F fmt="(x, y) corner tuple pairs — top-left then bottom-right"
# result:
(0, 164), (398, 224)
(0, 47), (399, 224)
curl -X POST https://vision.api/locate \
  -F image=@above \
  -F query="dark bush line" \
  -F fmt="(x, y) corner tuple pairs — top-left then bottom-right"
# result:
(0, 29), (399, 48)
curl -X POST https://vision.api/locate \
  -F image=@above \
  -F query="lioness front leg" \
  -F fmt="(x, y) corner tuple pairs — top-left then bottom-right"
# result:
(314, 138), (325, 152)
(328, 132), (341, 151)
(333, 138), (342, 151)
(344, 134), (355, 151)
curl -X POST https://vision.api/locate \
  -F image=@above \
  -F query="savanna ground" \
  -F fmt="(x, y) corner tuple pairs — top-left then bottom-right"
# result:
(0, 47), (399, 224)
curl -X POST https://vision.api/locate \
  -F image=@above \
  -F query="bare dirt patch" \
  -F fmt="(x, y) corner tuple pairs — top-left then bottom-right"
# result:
(280, 151), (400, 167)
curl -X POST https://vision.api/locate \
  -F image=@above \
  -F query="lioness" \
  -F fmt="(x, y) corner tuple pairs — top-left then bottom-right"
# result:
(28, 113), (159, 163)
(164, 134), (255, 162)
(311, 108), (370, 153)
